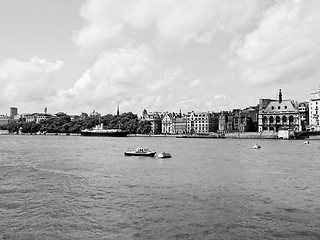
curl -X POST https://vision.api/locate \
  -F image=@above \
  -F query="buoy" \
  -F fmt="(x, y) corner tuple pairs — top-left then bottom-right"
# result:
(253, 144), (261, 149)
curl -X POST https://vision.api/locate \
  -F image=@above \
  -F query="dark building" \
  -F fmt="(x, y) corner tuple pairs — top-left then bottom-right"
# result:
(141, 110), (162, 134)
(10, 107), (18, 118)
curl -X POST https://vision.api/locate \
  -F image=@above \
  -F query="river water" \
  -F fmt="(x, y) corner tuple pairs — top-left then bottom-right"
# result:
(0, 135), (320, 239)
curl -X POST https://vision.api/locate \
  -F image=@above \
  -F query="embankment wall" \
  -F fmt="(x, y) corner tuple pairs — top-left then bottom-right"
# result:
(224, 132), (278, 139)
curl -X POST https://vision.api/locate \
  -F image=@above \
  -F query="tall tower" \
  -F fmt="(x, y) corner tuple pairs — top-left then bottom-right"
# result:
(10, 107), (18, 118)
(44, 107), (47, 114)
(279, 89), (282, 103)
(117, 105), (120, 116)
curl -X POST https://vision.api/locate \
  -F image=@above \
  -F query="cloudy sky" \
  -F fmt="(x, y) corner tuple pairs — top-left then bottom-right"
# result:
(1, 0), (320, 116)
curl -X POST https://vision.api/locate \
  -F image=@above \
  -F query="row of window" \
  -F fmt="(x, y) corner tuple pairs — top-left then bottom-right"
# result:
(190, 118), (209, 121)
(188, 121), (209, 124)
(271, 105), (288, 110)
(262, 115), (294, 123)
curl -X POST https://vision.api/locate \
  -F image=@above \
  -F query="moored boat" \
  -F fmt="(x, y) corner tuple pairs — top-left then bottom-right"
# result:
(81, 123), (128, 137)
(158, 152), (172, 158)
(124, 146), (156, 157)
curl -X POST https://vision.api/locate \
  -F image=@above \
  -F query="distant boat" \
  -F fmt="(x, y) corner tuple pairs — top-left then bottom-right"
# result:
(81, 123), (128, 137)
(158, 152), (172, 158)
(253, 144), (261, 149)
(304, 141), (310, 144)
(124, 146), (156, 157)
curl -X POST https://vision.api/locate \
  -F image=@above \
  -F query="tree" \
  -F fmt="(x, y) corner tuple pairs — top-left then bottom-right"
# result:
(2, 111), (153, 135)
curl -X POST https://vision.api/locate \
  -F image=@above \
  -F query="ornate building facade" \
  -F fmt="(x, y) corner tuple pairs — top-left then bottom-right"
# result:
(172, 115), (187, 134)
(186, 111), (214, 134)
(258, 90), (300, 132)
(161, 112), (173, 134)
(218, 108), (257, 133)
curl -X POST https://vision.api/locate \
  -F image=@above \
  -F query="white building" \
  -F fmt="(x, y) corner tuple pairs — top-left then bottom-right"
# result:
(309, 87), (320, 131)
(186, 111), (213, 134)
(161, 112), (173, 134)
(35, 113), (51, 123)
(20, 113), (52, 123)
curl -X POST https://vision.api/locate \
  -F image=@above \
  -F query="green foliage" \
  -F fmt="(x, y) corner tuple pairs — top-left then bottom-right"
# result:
(137, 120), (152, 134)
(2, 112), (152, 134)
(2, 121), (19, 133)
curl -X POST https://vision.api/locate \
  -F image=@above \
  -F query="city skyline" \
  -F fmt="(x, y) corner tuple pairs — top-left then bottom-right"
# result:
(1, 0), (320, 115)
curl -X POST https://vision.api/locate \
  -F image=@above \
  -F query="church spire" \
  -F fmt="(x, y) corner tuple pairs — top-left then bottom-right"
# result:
(117, 105), (119, 116)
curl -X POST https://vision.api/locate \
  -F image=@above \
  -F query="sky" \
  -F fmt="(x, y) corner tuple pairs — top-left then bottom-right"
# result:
(1, 0), (320, 116)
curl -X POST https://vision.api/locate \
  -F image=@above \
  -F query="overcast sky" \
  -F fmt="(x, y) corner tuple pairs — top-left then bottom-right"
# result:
(1, 0), (320, 115)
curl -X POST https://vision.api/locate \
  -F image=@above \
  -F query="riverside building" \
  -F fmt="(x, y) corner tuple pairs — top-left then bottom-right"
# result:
(172, 113), (187, 134)
(141, 110), (162, 134)
(309, 86), (320, 131)
(161, 112), (173, 134)
(186, 111), (215, 134)
(258, 89), (300, 132)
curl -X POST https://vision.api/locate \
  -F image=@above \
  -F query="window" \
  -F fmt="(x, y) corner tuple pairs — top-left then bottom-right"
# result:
(278, 106), (281, 110)
(269, 116), (274, 123)
(282, 116), (287, 123)
(262, 116), (268, 124)
(284, 106), (287, 109)
(289, 116), (294, 123)
(271, 106), (274, 110)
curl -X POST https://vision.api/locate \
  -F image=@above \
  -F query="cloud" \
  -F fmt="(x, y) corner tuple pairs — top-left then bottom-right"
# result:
(74, 0), (266, 53)
(58, 45), (236, 113)
(228, 0), (320, 86)
(0, 57), (63, 112)
(58, 46), (167, 112)
(67, 0), (271, 114)
(188, 79), (201, 87)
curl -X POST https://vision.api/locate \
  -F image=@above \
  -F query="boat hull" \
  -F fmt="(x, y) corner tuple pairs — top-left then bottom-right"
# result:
(81, 131), (128, 137)
(124, 152), (156, 157)
(158, 153), (172, 158)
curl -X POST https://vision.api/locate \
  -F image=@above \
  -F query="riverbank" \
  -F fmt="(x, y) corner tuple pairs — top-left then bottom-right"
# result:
(132, 132), (279, 139)
(128, 134), (178, 137)
(224, 132), (278, 139)
(2, 131), (320, 140)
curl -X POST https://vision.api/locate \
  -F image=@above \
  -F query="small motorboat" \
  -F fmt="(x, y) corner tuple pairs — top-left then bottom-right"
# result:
(304, 141), (309, 144)
(124, 146), (156, 157)
(158, 152), (172, 158)
(253, 144), (261, 149)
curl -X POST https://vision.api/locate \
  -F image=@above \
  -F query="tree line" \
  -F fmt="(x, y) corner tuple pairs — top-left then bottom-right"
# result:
(1, 112), (151, 134)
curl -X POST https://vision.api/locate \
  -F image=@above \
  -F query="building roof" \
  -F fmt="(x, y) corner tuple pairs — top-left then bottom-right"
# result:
(262, 100), (298, 113)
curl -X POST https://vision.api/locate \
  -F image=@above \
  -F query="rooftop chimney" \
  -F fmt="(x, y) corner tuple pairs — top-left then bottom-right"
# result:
(279, 89), (282, 103)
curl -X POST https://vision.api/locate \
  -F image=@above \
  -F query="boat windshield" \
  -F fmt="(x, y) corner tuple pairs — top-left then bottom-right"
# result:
(136, 147), (150, 152)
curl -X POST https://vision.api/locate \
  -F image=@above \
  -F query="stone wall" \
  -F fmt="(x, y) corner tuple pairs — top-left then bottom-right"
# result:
(224, 132), (278, 139)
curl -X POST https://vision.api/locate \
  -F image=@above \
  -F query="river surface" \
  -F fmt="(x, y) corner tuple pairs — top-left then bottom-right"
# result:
(1, 135), (320, 239)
